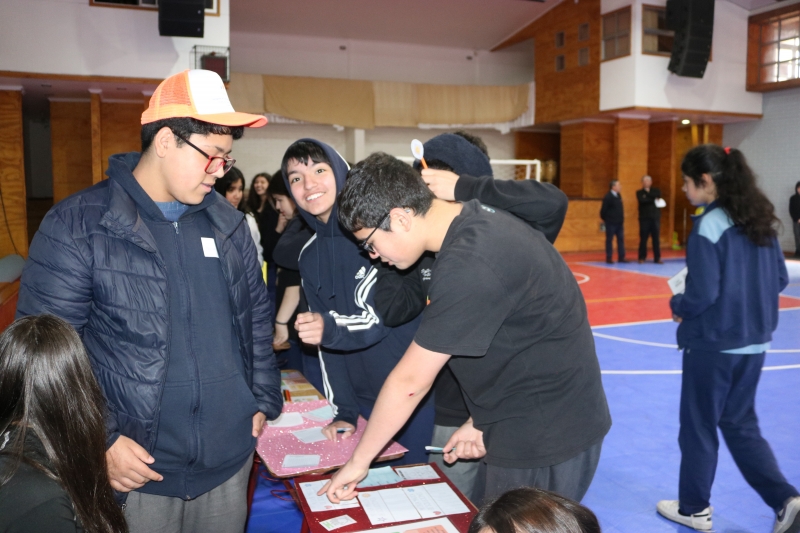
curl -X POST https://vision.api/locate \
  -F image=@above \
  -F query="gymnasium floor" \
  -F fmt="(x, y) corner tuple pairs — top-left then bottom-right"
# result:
(247, 252), (800, 533)
(573, 252), (800, 533)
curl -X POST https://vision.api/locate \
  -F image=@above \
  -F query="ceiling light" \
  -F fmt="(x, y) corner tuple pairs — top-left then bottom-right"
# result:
(681, 119), (690, 125)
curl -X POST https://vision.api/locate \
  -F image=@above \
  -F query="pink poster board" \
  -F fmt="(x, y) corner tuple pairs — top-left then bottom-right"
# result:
(256, 399), (408, 477)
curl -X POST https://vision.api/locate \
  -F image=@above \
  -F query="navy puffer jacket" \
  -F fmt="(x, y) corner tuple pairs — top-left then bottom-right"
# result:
(16, 156), (283, 452)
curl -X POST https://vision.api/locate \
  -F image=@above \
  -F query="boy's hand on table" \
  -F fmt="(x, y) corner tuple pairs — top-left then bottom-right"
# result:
(295, 312), (324, 345)
(319, 458), (369, 503)
(421, 169), (459, 201)
(443, 418), (486, 464)
(322, 420), (356, 441)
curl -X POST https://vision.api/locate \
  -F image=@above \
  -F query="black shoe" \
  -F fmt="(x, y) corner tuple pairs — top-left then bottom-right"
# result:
(605, 260), (614, 264)
(619, 259), (630, 263)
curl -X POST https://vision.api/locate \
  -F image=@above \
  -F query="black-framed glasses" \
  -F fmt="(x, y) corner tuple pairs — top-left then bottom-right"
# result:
(171, 130), (235, 175)
(359, 212), (390, 254)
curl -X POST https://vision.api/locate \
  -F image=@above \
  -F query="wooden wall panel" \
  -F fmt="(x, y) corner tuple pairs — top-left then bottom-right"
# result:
(100, 102), (142, 176)
(51, 101), (92, 203)
(584, 121), (614, 199)
(531, 0), (601, 124)
(559, 124), (585, 197)
(673, 126), (696, 245)
(614, 118), (649, 249)
(91, 93), (103, 184)
(554, 199), (605, 252)
(705, 124), (723, 145)
(648, 121), (677, 247)
(515, 132), (560, 161)
(0, 91), (29, 258)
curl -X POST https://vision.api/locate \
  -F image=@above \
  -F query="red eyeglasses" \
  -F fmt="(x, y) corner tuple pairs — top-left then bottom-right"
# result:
(171, 130), (236, 175)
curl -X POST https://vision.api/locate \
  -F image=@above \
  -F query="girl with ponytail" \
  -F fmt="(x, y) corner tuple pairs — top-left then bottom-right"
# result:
(657, 144), (800, 533)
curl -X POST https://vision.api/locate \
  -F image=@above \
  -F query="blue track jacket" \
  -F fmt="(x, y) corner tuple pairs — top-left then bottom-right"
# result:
(280, 139), (427, 425)
(671, 202), (788, 352)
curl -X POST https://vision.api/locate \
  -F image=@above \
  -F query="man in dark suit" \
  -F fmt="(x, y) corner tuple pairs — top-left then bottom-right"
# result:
(636, 175), (663, 264)
(600, 179), (627, 264)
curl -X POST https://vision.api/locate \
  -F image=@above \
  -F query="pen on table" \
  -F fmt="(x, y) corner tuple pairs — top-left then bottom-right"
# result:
(336, 428), (354, 434)
(425, 446), (456, 453)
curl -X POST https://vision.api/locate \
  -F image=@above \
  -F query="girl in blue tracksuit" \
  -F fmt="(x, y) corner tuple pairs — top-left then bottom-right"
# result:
(657, 144), (800, 533)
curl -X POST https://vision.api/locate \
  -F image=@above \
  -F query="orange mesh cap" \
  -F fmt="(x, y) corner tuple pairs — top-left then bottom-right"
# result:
(142, 69), (267, 128)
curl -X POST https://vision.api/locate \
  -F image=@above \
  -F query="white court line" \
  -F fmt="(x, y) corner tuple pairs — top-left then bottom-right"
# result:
(574, 261), (683, 280)
(590, 306), (800, 330)
(602, 364), (800, 375)
(573, 273), (590, 285)
(593, 332), (800, 353)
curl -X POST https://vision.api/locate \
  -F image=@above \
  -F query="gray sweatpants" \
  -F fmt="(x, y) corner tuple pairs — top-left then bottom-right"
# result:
(480, 439), (603, 505)
(124, 453), (253, 533)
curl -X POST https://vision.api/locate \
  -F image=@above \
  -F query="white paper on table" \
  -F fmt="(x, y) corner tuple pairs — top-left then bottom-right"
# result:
(291, 395), (320, 402)
(267, 411), (304, 427)
(291, 427), (328, 444)
(668, 267), (689, 295)
(379, 488), (423, 522)
(655, 198), (667, 208)
(358, 491), (395, 525)
(419, 483), (470, 515)
(299, 480), (360, 513)
(349, 517), (459, 533)
(282, 454), (320, 468)
(302, 405), (335, 422)
(319, 514), (357, 531)
(402, 486), (445, 518)
(395, 465), (440, 481)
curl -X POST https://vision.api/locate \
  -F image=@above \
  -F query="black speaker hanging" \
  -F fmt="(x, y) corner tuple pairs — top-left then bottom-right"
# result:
(159, 0), (205, 38)
(666, 0), (714, 78)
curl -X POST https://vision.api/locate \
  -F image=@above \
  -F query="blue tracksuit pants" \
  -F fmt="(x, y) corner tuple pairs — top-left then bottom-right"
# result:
(678, 349), (798, 514)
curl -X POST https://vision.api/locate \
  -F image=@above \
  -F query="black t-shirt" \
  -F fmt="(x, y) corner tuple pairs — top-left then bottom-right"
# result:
(415, 200), (611, 469)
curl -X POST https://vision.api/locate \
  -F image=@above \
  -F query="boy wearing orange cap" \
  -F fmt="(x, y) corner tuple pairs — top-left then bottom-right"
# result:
(17, 70), (282, 532)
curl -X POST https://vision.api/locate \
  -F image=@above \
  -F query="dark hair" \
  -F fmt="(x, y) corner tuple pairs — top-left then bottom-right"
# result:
(682, 144), (778, 246)
(468, 488), (601, 533)
(0, 315), (127, 533)
(280, 140), (332, 182)
(452, 130), (490, 157)
(214, 166), (246, 213)
(269, 171), (290, 198)
(795, 181), (800, 192)
(609, 179), (619, 189)
(338, 152), (434, 233)
(141, 117), (244, 153)
(246, 172), (272, 214)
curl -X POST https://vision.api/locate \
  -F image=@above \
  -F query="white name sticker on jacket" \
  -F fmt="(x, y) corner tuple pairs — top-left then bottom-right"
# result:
(201, 237), (219, 258)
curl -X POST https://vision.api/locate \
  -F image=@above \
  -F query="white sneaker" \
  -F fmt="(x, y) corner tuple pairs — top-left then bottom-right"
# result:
(774, 496), (800, 533)
(656, 500), (713, 531)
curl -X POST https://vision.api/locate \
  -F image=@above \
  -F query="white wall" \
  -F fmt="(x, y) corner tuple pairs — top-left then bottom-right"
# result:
(1, 0), (230, 78)
(724, 86), (800, 252)
(232, 124), (516, 187)
(599, 0), (762, 115)
(231, 31), (535, 86)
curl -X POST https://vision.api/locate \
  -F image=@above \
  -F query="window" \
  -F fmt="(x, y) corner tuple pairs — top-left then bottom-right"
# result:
(579, 23), (590, 42)
(579, 47), (590, 66)
(90, 0), (219, 15)
(603, 7), (631, 60)
(555, 55), (566, 72)
(643, 5), (675, 55)
(758, 13), (800, 83)
(555, 32), (565, 48)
